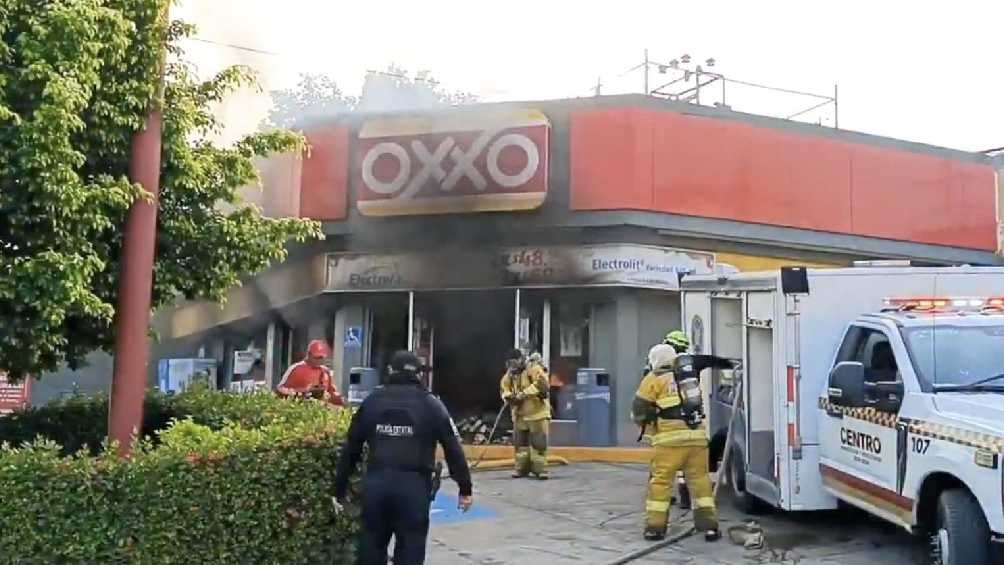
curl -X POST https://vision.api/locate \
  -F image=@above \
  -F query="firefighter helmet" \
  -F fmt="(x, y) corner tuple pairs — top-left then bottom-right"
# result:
(664, 330), (690, 352)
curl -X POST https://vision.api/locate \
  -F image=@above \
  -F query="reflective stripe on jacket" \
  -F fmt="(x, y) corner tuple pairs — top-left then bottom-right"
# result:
(634, 370), (706, 447)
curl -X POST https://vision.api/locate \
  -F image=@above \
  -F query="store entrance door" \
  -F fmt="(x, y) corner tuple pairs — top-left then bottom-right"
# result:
(516, 290), (551, 366)
(410, 296), (435, 391)
(412, 290), (515, 418)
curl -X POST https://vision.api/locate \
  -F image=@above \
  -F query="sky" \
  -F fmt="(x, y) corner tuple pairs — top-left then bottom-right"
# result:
(174, 0), (1004, 152)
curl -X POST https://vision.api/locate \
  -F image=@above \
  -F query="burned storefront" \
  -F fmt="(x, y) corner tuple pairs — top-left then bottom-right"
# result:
(325, 244), (716, 432)
(148, 94), (1002, 446)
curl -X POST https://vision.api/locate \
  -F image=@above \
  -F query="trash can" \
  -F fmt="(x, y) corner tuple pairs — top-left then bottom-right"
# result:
(347, 367), (379, 406)
(575, 368), (612, 446)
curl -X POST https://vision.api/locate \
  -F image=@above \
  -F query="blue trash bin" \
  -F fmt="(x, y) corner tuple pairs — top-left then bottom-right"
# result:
(575, 368), (613, 446)
(347, 367), (379, 406)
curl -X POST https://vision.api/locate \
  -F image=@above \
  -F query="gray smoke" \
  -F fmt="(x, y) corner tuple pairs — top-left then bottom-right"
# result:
(173, 0), (282, 145)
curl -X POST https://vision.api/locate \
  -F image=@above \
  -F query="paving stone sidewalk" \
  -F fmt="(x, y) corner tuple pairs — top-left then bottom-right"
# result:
(422, 462), (928, 564)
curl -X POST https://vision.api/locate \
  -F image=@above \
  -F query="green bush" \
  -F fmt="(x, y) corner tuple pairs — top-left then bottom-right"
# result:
(0, 391), (179, 456)
(0, 388), (360, 564)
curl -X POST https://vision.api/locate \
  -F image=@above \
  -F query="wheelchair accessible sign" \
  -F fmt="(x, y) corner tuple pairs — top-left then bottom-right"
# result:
(430, 492), (498, 524)
(344, 326), (364, 349)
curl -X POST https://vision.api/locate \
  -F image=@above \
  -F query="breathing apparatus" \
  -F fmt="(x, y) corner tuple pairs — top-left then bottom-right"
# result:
(673, 354), (735, 428)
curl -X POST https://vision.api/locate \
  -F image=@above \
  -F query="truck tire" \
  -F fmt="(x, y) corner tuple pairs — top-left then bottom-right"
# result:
(931, 488), (991, 565)
(728, 444), (765, 514)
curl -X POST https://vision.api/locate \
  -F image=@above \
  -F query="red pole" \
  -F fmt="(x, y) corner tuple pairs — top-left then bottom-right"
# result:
(108, 108), (163, 456)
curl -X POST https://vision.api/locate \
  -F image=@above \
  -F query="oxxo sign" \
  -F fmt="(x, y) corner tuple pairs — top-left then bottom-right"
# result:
(356, 109), (549, 217)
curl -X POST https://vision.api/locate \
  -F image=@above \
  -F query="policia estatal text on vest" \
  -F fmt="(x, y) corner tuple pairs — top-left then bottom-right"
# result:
(334, 351), (473, 565)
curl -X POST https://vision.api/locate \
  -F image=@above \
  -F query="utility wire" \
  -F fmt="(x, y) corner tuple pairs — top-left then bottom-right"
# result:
(184, 37), (285, 57)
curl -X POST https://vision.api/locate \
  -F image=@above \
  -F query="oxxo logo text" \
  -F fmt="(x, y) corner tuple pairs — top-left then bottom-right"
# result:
(356, 110), (550, 217)
(362, 131), (541, 195)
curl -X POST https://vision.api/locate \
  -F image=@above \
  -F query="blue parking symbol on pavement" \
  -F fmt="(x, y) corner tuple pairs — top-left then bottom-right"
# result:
(429, 492), (498, 524)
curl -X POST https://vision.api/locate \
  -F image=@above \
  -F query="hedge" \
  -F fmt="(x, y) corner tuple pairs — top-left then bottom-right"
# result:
(0, 388), (361, 564)
(0, 392), (178, 456)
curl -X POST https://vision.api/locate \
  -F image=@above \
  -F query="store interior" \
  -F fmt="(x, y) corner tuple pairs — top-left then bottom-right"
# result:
(362, 289), (595, 420)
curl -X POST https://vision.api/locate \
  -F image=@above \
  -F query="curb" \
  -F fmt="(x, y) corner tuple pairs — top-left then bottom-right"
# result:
(437, 445), (654, 464)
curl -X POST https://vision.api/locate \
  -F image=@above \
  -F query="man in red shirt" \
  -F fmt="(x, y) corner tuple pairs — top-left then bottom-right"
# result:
(276, 340), (345, 407)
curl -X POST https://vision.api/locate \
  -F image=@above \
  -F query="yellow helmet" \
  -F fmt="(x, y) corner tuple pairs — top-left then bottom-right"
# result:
(664, 330), (690, 352)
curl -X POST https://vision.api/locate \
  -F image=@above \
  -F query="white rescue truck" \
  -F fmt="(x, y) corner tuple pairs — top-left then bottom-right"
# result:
(680, 266), (1004, 565)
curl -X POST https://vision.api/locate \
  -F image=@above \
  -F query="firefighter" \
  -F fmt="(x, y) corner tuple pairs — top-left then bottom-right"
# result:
(333, 351), (473, 565)
(276, 339), (345, 406)
(634, 344), (720, 542)
(663, 330), (693, 510)
(500, 348), (551, 479)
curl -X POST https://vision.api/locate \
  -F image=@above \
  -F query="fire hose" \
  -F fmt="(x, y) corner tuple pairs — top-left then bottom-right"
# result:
(469, 400), (510, 470)
(713, 366), (744, 498)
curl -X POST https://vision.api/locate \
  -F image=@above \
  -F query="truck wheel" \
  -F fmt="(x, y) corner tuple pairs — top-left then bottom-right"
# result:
(728, 444), (764, 514)
(930, 488), (991, 565)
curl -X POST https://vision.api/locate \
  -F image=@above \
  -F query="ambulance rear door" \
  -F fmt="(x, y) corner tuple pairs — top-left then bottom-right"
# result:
(743, 290), (782, 507)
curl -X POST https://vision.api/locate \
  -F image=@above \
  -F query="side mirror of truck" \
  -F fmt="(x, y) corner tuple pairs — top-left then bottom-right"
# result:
(866, 380), (904, 413)
(828, 362), (867, 408)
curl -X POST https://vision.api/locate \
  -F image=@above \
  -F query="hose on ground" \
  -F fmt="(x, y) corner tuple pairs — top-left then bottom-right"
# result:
(602, 525), (696, 565)
(445, 455), (570, 477)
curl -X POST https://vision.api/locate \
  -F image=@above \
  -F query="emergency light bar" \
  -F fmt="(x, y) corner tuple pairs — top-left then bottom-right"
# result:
(883, 297), (1004, 311)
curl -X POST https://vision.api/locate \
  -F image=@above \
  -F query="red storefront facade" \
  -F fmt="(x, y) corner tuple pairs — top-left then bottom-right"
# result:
(289, 95), (1000, 257)
(146, 95), (1002, 445)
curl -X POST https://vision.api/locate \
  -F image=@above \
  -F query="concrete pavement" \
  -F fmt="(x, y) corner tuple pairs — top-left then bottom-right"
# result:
(424, 462), (928, 565)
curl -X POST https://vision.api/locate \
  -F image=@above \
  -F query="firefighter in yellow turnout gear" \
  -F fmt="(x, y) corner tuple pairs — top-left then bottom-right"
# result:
(634, 344), (721, 542)
(500, 349), (551, 479)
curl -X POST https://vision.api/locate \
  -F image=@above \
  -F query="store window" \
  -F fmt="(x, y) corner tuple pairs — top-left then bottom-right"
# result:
(225, 329), (270, 392)
(275, 321), (292, 382)
(289, 326), (309, 366)
(549, 299), (591, 388)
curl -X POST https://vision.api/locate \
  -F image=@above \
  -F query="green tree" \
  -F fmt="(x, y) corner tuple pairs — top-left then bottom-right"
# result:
(265, 64), (478, 130)
(0, 0), (321, 380)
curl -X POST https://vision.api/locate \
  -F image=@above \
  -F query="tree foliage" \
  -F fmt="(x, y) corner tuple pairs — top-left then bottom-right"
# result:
(0, 0), (321, 379)
(265, 63), (479, 130)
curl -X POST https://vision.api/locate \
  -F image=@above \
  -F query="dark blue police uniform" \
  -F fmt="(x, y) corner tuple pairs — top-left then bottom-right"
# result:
(334, 352), (472, 565)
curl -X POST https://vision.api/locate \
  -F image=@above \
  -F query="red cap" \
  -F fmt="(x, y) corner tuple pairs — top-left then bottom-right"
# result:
(307, 340), (330, 358)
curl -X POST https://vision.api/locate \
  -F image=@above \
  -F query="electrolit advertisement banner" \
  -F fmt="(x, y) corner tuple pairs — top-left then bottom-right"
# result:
(326, 244), (715, 292)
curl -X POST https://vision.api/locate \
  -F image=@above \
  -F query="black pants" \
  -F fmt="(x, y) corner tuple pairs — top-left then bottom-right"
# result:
(359, 469), (432, 565)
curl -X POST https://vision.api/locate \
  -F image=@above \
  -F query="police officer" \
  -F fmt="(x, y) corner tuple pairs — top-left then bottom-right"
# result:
(333, 351), (473, 565)
(500, 349), (551, 479)
(634, 344), (721, 542)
